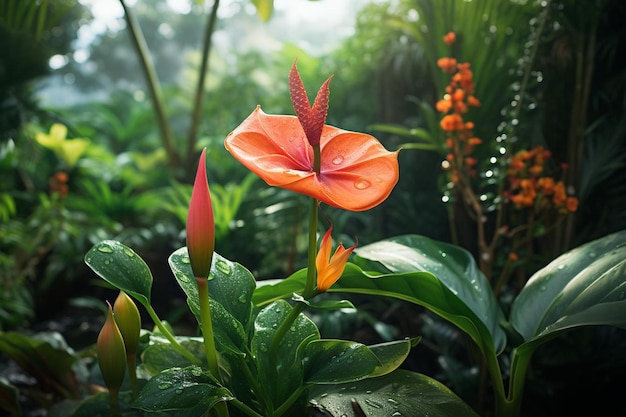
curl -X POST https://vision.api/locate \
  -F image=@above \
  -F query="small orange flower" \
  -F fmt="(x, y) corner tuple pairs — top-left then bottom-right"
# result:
(316, 226), (356, 292)
(440, 114), (464, 131)
(467, 95), (480, 107)
(225, 64), (399, 212)
(437, 57), (458, 73)
(443, 32), (456, 45)
(566, 197), (579, 212)
(436, 98), (452, 113)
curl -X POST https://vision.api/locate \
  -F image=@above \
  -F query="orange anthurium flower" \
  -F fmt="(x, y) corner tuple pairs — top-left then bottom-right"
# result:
(186, 148), (215, 278)
(225, 108), (399, 211)
(225, 65), (399, 212)
(316, 226), (356, 292)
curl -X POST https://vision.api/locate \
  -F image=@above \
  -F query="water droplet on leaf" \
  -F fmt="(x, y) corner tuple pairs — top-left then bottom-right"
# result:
(216, 259), (231, 275)
(97, 243), (113, 253)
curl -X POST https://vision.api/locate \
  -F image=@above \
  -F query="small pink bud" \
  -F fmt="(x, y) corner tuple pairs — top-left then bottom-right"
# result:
(97, 301), (126, 392)
(186, 148), (215, 279)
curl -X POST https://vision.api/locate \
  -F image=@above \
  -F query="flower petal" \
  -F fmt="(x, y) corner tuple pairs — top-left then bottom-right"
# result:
(225, 107), (399, 211)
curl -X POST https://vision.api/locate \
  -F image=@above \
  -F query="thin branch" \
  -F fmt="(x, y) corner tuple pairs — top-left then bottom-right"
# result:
(185, 0), (221, 175)
(119, 0), (179, 171)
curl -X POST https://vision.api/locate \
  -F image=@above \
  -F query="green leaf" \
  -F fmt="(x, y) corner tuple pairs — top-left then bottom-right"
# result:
(292, 293), (355, 310)
(352, 235), (506, 354)
(251, 300), (319, 406)
(133, 366), (232, 415)
(140, 336), (206, 375)
(251, 0), (273, 21)
(510, 229), (626, 344)
(0, 332), (77, 399)
(303, 340), (381, 384)
(308, 369), (480, 417)
(253, 272), (307, 307)
(368, 338), (418, 378)
(85, 240), (153, 306)
(169, 247), (256, 327)
(168, 248), (253, 355)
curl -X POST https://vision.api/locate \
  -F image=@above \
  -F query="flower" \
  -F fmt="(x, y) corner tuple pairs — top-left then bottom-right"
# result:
(97, 301), (127, 392)
(225, 65), (399, 212)
(316, 226), (356, 292)
(443, 31), (456, 45)
(186, 148), (215, 278)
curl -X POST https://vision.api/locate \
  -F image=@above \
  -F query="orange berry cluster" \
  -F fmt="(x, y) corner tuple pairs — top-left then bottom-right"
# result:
(436, 33), (482, 183)
(49, 171), (69, 199)
(505, 146), (578, 213)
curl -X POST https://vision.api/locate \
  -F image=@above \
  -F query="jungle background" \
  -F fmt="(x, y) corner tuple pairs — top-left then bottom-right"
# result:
(1, 0), (625, 416)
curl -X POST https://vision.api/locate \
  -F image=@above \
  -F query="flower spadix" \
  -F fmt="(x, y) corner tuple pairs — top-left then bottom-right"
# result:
(316, 226), (356, 292)
(225, 62), (399, 212)
(186, 148), (215, 279)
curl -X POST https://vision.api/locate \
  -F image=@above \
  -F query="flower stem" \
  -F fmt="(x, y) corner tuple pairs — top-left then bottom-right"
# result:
(196, 278), (221, 378)
(303, 197), (319, 298)
(126, 353), (139, 398)
(108, 387), (122, 417)
(143, 303), (201, 365)
(196, 277), (230, 417)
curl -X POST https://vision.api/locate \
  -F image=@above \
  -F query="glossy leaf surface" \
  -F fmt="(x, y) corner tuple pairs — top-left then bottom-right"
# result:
(308, 369), (480, 417)
(303, 339), (381, 384)
(134, 366), (232, 415)
(251, 299), (319, 406)
(85, 240), (153, 305)
(352, 235), (505, 353)
(169, 248), (254, 355)
(510, 229), (626, 343)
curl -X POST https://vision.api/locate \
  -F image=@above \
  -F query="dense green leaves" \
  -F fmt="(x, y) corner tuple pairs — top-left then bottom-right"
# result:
(510, 229), (626, 344)
(85, 240), (153, 305)
(251, 300), (318, 406)
(308, 369), (481, 417)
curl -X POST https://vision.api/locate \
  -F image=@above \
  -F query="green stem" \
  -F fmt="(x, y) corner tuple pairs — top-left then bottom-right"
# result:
(229, 398), (264, 417)
(186, 0), (220, 173)
(119, 0), (179, 171)
(197, 278), (230, 417)
(313, 145), (321, 173)
(495, 346), (536, 417)
(269, 302), (306, 361)
(108, 387), (122, 417)
(143, 303), (201, 365)
(274, 385), (307, 417)
(196, 278), (221, 378)
(126, 352), (139, 398)
(303, 197), (319, 298)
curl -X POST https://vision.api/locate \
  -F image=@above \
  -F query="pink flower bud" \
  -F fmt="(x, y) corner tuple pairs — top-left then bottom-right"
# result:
(186, 148), (215, 278)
